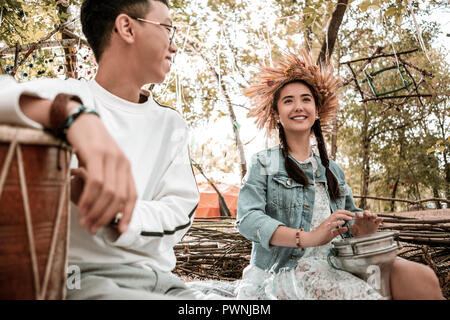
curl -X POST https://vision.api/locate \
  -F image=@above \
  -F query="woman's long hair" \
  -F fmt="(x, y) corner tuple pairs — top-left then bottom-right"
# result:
(274, 80), (341, 201)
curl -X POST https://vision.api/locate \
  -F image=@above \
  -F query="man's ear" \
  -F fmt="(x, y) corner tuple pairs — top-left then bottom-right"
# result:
(114, 14), (136, 44)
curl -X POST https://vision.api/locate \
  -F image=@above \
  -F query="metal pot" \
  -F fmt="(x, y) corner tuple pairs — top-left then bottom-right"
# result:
(331, 231), (401, 299)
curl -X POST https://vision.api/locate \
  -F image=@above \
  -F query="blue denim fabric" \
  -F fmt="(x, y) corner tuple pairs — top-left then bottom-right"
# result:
(236, 145), (362, 273)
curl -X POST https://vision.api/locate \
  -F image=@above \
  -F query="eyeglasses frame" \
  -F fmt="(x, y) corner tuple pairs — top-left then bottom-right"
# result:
(130, 16), (177, 45)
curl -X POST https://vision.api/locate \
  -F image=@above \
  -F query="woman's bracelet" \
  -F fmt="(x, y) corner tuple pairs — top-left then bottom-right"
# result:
(295, 228), (305, 251)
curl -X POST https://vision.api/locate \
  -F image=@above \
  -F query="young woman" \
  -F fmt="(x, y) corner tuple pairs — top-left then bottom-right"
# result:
(235, 49), (444, 300)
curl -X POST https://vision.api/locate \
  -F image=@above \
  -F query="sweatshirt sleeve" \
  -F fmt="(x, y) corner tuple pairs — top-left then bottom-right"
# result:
(0, 75), (90, 129)
(101, 122), (200, 253)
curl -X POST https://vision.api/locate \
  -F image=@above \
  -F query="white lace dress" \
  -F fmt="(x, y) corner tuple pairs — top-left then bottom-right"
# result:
(235, 157), (382, 300)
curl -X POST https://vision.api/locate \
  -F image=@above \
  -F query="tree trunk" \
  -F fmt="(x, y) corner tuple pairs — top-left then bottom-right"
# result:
(217, 77), (247, 179)
(359, 103), (370, 210)
(316, 0), (349, 65)
(315, 0), (348, 159)
(437, 114), (450, 199)
(391, 177), (399, 212)
(302, 0), (312, 52)
(192, 161), (232, 217)
(57, 3), (78, 79)
(445, 161), (450, 199)
(360, 143), (370, 210)
(432, 187), (442, 210)
(187, 40), (247, 179)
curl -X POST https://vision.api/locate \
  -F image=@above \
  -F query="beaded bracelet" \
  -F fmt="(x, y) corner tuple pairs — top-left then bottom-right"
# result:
(62, 105), (100, 138)
(295, 228), (304, 251)
(49, 93), (82, 140)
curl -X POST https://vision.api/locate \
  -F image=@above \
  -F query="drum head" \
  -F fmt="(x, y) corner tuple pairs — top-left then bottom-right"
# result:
(0, 125), (70, 148)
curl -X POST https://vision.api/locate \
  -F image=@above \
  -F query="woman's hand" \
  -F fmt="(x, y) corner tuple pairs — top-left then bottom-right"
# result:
(350, 210), (383, 237)
(303, 210), (355, 247)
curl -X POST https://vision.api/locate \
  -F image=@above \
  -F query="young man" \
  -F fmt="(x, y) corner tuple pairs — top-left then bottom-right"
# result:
(0, 0), (202, 299)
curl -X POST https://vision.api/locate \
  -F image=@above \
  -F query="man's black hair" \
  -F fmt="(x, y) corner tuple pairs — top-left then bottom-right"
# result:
(81, 0), (169, 61)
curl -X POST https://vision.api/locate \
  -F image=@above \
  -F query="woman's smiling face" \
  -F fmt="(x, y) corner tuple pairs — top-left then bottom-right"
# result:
(276, 81), (318, 135)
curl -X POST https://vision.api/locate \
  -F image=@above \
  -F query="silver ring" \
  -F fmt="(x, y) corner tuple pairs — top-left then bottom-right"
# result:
(114, 212), (123, 224)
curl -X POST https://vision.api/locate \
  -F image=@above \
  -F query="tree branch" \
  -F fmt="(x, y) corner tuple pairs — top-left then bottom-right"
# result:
(0, 39), (81, 56)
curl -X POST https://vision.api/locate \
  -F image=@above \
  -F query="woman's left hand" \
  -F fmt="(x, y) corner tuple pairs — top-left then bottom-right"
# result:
(350, 211), (383, 237)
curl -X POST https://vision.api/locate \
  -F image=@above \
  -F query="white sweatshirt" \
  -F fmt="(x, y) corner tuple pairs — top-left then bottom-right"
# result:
(0, 76), (199, 272)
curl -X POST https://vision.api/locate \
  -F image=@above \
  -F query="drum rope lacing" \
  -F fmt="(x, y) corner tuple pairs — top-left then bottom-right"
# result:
(0, 127), (72, 299)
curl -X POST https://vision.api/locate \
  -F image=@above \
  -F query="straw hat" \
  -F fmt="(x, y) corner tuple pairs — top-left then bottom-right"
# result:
(244, 48), (342, 135)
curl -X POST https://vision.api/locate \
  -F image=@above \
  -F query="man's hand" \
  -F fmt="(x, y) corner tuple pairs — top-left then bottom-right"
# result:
(70, 167), (86, 205)
(66, 113), (138, 235)
(350, 210), (383, 237)
(19, 95), (137, 235)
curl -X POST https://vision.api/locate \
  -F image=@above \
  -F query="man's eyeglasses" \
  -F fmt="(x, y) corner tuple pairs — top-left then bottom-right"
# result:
(131, 17), (177, 45)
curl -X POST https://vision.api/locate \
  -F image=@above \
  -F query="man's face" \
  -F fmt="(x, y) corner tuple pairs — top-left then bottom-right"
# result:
(135, 1), (177, 84)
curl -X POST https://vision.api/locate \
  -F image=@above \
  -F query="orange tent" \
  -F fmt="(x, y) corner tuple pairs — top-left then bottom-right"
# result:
(195, 182), (240, 218)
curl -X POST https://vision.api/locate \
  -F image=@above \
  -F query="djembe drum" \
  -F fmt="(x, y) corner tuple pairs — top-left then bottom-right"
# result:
(0, 125), (72, 300)
(331, 231), (401, 299)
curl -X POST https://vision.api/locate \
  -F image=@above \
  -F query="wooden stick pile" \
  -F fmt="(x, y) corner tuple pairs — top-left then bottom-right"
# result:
(378, 212), (450, 298)
(378, 213), (450, 246)
(174, 217), (251, 281)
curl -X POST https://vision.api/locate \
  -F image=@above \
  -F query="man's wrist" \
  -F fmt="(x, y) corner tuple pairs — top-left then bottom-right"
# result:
(66, 100), (82, 116)
(49, 94), (82, 140)
(64, 105), (99, 129)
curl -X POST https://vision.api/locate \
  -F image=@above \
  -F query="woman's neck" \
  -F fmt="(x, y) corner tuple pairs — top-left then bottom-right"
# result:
(284, 130), (312, 162)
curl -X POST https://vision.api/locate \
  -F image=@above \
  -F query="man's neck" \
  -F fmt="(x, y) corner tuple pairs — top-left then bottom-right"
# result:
(94, 58), (144, 104)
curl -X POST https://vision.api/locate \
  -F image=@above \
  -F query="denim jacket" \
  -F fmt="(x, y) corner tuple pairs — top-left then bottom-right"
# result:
(236, 145), (362, 273)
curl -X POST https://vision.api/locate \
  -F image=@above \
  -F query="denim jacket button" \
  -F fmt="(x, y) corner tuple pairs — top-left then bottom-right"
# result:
(303, 205), (309, 210)
(287, 178), (292, 186)
(316, 172), (321, 178)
